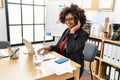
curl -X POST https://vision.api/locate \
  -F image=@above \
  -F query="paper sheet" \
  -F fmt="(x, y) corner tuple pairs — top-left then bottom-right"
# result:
(44, 58), (76, 75)
(0, 49), (9, 58)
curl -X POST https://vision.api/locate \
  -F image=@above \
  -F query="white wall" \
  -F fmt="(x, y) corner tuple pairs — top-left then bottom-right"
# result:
(0, 0), (120, 41)
(104, 0), (120, 23)
(85, 0), (120, 24)
(0, 5), (7, 41)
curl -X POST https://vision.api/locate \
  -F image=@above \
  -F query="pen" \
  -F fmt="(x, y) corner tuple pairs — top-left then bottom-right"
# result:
(43, 57), (56, 61)
(14, 48), (20, 53)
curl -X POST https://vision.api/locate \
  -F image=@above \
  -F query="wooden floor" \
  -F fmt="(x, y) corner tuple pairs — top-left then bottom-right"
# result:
(80, 73), (99, 80)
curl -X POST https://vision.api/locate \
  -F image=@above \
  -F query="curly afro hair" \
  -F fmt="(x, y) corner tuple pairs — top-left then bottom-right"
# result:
(59, 4), (86, 27)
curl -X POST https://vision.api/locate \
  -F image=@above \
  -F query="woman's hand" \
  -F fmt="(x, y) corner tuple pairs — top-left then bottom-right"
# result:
(37, 46), (52, 54)
(70, 20), (81, 34)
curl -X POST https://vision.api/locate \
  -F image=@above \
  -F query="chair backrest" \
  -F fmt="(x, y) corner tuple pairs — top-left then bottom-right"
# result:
(83, 42), (98, 62)
(0, 41), (10, 49)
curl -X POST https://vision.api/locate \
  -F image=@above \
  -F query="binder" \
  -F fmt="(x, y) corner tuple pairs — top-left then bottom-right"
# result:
(98, 41), (101, 51)
(89, 39), (93, 43)
(87, 39), (90, 43)
(111, 45), (118, 63)
(107, 43), (113, 62)
(114, 69), (119, 80)
(118, 46), (120, 66)
(109, 67), (115, 80)
(97, 41), (101, 56)
(92, 40), (95, 44)
(116, 46), (120, 66)
(118, 69), (120, 80)
(103, 43), (109, 60)
(106, 65), (111, 80)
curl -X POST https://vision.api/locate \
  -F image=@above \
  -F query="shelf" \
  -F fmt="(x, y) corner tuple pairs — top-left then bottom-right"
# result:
(93, 74), (106, 80)
(95, 56), (101, 60)
(81, 0), (114, 11)
(89, 35), (120, 79)
(89, 35), (102, 40)
(89, 35), (120, 45)
(102, 60), (120, 69)
(104, 39), (120, 45)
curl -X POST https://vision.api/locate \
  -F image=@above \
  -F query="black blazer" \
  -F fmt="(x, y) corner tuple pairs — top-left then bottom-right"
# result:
(50, 28), (89, 65)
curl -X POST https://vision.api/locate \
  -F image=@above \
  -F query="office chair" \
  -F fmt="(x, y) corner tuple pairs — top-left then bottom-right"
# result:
(0, 41), (10, 49)
(81, 42), (98, 80)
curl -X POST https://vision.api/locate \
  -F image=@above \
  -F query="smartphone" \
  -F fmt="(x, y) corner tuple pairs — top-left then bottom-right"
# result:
(75, 17), (79, 25)
(55, 58), (69, 64)
(75, 18), (79, 25)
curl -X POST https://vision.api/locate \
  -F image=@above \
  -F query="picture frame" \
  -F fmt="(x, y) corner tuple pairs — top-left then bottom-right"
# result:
(0, 0), (3, 8)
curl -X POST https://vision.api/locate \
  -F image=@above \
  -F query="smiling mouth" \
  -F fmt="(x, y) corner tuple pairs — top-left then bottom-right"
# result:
(68, 23), (72, 26)
(68, 24), (70, 26)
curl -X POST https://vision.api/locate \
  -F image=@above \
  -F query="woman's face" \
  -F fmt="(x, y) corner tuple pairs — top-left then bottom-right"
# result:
(65, 13), (76, 29)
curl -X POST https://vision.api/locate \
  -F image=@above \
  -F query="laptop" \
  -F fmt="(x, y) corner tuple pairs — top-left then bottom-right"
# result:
(23, 38), (35, 56)
(23, 38), (56, 60)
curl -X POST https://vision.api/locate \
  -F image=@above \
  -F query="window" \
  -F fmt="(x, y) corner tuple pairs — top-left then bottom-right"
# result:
(5, 0), (53, 45)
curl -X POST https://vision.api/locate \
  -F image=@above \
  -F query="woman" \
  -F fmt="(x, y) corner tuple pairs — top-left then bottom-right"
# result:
(37, 4), (89, 79)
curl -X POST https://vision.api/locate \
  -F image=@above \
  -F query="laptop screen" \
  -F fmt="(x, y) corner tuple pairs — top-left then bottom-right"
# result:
(23, 38), (35, 55)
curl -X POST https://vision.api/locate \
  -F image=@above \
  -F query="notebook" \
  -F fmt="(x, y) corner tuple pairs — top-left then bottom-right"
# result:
(22, 38), (56, 60)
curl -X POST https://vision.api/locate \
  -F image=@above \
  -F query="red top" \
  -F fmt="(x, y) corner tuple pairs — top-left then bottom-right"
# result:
(59, 38), (67, 53)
